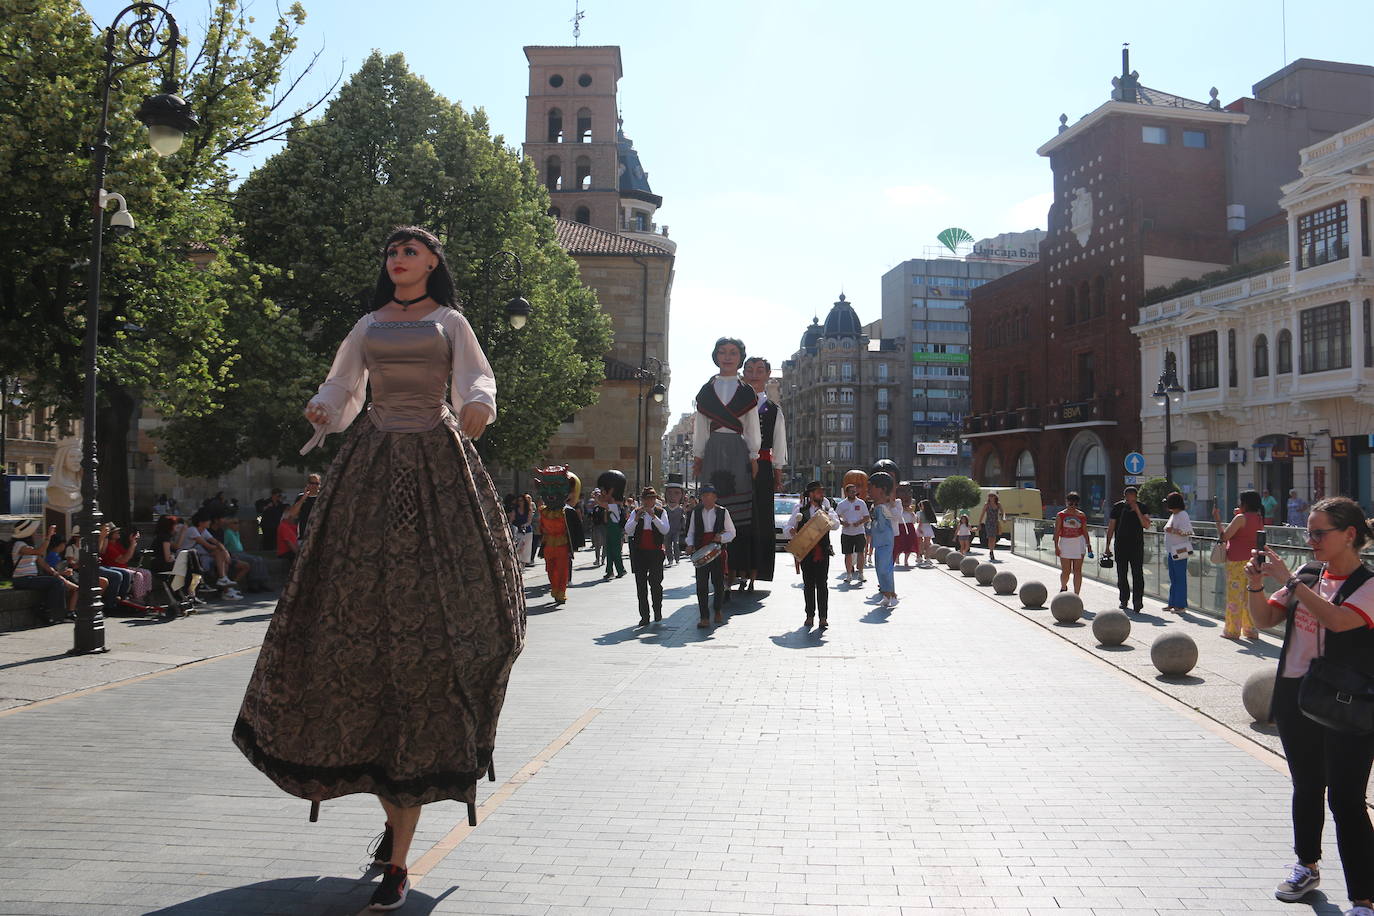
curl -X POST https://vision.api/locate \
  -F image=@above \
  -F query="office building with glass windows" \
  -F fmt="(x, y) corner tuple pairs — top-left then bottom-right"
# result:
(880, 246), (1042, 484)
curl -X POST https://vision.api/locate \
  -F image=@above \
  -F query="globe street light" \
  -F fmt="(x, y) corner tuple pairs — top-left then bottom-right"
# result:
(1151, 351), (1185, 487)
(73, 3), (198, 656)
(486, 251), (531, 330)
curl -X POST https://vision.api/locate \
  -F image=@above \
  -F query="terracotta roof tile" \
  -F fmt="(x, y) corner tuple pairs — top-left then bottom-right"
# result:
(554, 220), (673, 257)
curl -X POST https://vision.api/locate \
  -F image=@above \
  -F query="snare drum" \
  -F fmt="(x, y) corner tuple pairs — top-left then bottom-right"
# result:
(690, 542), (723, 567)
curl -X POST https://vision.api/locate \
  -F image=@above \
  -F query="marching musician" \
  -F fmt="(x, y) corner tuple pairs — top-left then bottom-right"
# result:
(686, 484), (736, 629)
(625, 487), (671, 626)
(785, 480), (841, 629)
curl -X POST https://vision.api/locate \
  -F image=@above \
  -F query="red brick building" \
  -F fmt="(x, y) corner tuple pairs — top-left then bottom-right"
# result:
(965, 58), (1247, 514)
(966, 57), (1374, 516)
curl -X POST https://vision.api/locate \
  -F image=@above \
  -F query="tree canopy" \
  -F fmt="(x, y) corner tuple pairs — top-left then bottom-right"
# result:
(0, 0), (324, 520)
(160, 51), (612, 475)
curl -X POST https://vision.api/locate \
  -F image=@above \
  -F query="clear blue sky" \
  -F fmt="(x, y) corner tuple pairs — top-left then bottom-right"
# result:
(83, 0), (1373, 422)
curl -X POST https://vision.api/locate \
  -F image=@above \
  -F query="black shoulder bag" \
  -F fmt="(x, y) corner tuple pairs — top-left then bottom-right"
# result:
(1297, 563), (1374, 735)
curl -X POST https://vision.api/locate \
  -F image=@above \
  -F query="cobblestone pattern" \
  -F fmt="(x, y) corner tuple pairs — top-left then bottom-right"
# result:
(0, 554), (1354, 914)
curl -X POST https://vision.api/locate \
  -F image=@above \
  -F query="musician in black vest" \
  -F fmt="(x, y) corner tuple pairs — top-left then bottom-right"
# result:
(686, 485), (736, 628)
(626, 487), (671, 626)
(784, 480), (841, 629)
(743, 357), (787, 590)
(692, 338), (759, 591)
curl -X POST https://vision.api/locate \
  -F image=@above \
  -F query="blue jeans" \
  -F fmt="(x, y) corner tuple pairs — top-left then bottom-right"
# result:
(99, 565), (131, 599)
(874, 544), (895, 594)
(1167, 554), (1188, 608)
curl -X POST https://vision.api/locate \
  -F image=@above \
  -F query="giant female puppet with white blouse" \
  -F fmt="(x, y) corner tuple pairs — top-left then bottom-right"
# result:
(232, 227), (526, 911)
(691, 337), (760, 589)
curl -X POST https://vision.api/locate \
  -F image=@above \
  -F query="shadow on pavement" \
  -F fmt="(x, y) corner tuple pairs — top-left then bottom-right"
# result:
(0, 652), (73, 672)
(1156, 673), (1206, 685)
(218, 613), (275, 625)
(769, 626), (826, 648)
(144, 875), (455, 915)
(859, 606), (892, 625)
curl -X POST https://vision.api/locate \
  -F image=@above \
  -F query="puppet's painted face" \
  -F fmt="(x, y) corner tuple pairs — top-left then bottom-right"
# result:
(534, 466), (573, 507)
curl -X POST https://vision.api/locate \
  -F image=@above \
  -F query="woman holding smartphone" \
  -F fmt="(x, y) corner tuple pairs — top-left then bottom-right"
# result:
(1245, 497), (1374, 912)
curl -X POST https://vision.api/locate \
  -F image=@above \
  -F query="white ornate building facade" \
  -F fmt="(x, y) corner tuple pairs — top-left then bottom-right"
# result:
(1133, 117), (1374, 514)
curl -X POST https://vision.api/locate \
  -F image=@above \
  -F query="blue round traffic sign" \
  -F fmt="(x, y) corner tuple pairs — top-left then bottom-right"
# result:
(1124, 451), (1146, 475)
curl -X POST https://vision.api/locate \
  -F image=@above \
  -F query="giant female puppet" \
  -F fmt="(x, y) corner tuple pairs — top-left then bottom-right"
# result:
(742, 356), (787, 589)
(692, 337), (759, 587)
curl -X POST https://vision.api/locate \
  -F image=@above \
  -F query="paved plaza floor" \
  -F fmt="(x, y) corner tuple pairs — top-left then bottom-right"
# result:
(0, 550), (1361, 914)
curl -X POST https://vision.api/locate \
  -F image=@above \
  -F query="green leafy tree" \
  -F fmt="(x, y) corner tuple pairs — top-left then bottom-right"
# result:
(1137, 476), (1179, 517)
(936, 475), (982, 514)
(0, 0), (325, 523)
(174, 51), (611, 473)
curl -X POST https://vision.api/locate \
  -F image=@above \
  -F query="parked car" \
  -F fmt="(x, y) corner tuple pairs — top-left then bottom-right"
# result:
(773, 494), (801, 550)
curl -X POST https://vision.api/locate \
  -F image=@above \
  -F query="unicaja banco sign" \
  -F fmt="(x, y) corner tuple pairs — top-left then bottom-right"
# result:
(912, 352), (970, 364)
(969, 244), (1039, 262)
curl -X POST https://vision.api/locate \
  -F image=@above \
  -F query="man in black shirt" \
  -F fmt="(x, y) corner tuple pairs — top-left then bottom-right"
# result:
(1104, 485), (1150, 612)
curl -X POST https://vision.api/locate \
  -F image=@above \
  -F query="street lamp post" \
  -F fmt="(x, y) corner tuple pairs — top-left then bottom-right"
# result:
(634, 356), (666, 492)
(1151, 352), (1185, 486)
(73, 3), (198, 656)
(0, 378), (23, 515)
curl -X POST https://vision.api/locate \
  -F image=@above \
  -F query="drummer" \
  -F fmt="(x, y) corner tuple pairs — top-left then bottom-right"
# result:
(784, 480), (841, 629)
(685, 484), (736, 629)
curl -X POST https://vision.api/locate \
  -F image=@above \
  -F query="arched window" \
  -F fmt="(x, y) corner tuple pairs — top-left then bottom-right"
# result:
(545, 156), (562, 192)
(574, 206), (591, 225)
(1253, 334), (1269, 377)
(1277, 328), (1293, 374)
(1092, 275), (1105, 316)
(575, 155), (591, 190)
(1015, 450), (1035, 489)
(1078, 280), (1091, 323)
(983, 451), (1003, 484)
(576, 107), (593, 143)
(548, 206), (561, 219)
(1064, 288), (1077, 325)
(546, 108), (563, 143)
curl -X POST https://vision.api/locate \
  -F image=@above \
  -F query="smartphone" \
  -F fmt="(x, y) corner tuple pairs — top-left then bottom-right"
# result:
(1254, 530), (1267, 561)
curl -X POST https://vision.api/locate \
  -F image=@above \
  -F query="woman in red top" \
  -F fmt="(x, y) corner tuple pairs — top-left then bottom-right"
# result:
(99, 525), (153, 604)
(1213, 488), (1264, 639)
(1053, 491), (1089, 594)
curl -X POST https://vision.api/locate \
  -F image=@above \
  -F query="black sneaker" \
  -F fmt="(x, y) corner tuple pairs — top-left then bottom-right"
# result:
(368, 822), (393, 867)
(1274, 863), (1319, 901)
(368, 864), (408, 910)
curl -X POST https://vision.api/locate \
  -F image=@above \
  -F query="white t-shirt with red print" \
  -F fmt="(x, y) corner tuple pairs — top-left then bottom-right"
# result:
(1268, 569), (1374, 678)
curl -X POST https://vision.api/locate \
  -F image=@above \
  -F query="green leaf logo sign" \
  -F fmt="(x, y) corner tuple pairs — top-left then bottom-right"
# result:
(936, 227), (974, 254)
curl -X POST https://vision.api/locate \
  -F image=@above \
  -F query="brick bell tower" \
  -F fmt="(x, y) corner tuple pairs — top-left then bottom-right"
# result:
(523, 46), (624, 232)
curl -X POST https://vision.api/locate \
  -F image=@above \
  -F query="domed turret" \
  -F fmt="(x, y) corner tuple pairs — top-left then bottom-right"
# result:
(822, 293), (862, 339)
(800, 316), (823, 354)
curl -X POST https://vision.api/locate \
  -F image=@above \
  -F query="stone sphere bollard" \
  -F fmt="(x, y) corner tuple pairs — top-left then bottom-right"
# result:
(959, 556), (980, 577)
(992, 570), (1018, 595)
(945, 551), (965, 569)
(1092, 608), (1131, 646)
(1151, 631), (1199, 676)
(934, 545), (952, 562)
(1049, 592), (1084, 623)
(1020, 580), (1048, 608)
(1242, 668), (1277, 723)
(974, 563), (997, 585)
(925, 542), (939, 559)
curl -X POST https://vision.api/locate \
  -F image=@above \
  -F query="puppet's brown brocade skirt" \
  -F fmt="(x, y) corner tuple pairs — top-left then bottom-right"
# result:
(233, 420), (526, 808)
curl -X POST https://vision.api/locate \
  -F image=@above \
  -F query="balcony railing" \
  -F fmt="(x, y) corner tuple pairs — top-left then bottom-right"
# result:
(962, 406), (1041, 435)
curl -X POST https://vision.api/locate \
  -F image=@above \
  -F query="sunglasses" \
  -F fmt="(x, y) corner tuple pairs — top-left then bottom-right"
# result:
(1305, 527), (1344, 543)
